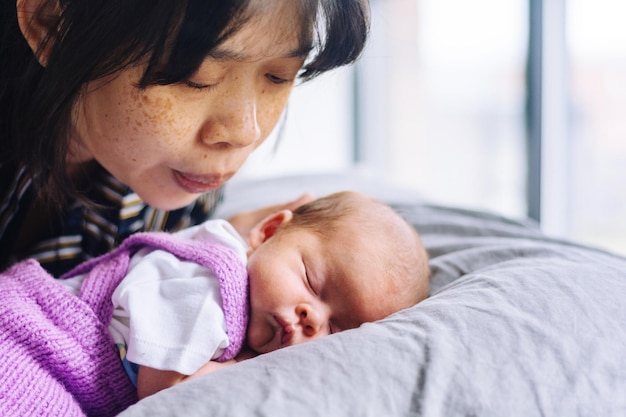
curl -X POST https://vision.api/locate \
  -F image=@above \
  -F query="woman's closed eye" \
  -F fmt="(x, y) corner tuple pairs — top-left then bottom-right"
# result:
(184, 80), (218, 91)
(265, 73), (293, 85)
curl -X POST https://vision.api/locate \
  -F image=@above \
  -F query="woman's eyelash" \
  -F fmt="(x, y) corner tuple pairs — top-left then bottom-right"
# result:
(186, 74), (292, 89)
(266, 74), (291, 84)
(184, 80), (215, 90)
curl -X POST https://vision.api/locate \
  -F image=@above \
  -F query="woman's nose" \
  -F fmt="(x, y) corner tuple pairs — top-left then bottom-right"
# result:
(296, 304), (327, 338)
(199, 87), (262, 149)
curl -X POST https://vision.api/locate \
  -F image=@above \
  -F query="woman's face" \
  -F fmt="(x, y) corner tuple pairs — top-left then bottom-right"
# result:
(70, 5), (306, 210)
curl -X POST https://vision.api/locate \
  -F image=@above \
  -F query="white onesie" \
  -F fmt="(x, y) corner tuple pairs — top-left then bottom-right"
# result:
(62, 219), (248, 377)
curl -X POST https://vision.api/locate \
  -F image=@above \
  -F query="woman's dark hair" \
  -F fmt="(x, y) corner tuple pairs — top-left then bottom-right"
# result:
(0, 0), (370, 206)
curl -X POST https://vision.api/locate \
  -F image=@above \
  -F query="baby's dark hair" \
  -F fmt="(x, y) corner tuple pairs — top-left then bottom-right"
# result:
(287, 191), (430, 307)
(0, 0), (370, 206)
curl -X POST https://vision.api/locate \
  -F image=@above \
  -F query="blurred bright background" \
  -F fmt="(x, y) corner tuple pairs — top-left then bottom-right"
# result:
(234, 0), (626, 257)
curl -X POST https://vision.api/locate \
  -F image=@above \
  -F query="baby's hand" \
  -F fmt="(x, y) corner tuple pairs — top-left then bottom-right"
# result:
(197, 359), (237, 372)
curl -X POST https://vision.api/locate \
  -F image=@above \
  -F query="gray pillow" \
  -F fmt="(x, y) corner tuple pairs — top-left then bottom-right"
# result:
(119, 176), (626, 417)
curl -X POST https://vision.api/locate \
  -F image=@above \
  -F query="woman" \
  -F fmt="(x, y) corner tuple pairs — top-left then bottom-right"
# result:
(0, 0), (370, 275)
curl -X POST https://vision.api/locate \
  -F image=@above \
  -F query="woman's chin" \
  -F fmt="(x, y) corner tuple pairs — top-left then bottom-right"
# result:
(136, 190), (200, 211)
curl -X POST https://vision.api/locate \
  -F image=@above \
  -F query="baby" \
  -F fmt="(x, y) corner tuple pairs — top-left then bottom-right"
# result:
(63, 191), (431, 398)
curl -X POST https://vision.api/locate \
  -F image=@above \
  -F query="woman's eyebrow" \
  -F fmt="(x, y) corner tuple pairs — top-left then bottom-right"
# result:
(208, 45), (313, 62)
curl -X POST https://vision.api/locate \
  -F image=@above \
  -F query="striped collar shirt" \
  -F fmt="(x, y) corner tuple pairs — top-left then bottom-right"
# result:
(0, 163), (222, 277)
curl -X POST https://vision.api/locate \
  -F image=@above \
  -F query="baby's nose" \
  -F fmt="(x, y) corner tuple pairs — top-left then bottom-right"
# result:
(296, 304), (327, 338)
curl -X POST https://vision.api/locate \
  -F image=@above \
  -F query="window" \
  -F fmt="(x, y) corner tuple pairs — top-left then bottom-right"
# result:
(563, 0), (626, 254)
(236, 0), (626, 256)
(356, 0), (528, 219)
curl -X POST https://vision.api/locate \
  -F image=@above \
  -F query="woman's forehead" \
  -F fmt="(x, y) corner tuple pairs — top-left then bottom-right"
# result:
(229, 0), (313, 50)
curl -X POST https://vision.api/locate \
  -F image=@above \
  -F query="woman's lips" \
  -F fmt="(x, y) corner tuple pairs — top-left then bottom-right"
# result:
(173, 170), (228, 193)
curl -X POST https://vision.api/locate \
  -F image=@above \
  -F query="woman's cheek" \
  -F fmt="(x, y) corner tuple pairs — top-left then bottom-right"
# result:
(128, 90), (200, 151)
(258, 87), (294, 137)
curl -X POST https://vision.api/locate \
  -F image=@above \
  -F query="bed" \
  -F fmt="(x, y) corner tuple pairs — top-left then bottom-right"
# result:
(118, 172), (626, 417)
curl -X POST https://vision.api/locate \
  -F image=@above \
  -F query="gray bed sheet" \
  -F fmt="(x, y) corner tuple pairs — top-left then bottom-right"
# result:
(119, 173), (626, 417)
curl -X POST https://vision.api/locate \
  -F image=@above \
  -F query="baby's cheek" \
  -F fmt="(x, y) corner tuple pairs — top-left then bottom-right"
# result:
(245, 316), (274, 353)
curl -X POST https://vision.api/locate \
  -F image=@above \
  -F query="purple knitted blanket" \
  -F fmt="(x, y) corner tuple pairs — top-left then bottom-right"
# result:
(0, 232), (248, 417)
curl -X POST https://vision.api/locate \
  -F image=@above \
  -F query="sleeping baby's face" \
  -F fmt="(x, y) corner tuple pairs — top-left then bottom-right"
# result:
(245, 212), (407, 354)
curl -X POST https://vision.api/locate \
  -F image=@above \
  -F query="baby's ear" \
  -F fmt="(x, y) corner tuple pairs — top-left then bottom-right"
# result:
(248, 210), (293, 249)
(17, 0), (62, 66)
